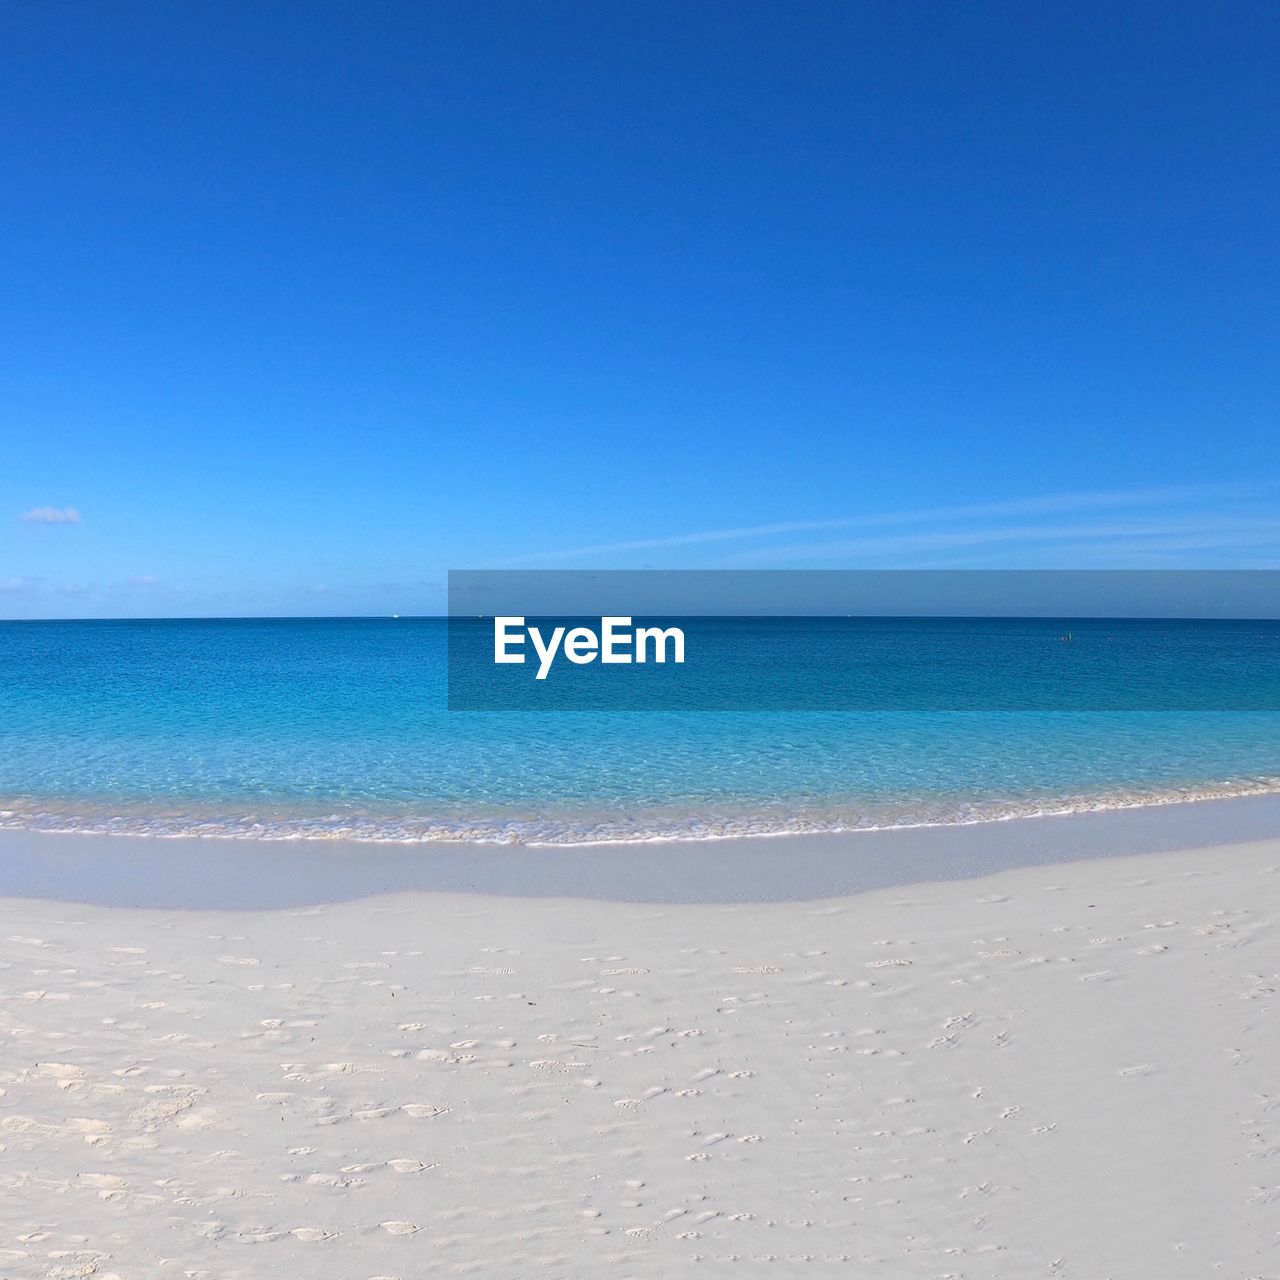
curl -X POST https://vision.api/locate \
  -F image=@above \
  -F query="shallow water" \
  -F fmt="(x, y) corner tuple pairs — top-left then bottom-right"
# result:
(3, 617), (1280, 844)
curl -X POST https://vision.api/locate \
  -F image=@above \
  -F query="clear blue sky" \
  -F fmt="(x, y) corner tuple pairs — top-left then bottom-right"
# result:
(3, 2), (1278, 617)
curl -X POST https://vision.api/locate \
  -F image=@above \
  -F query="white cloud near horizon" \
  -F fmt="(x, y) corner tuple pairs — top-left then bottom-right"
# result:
(20, 505), (81, 525)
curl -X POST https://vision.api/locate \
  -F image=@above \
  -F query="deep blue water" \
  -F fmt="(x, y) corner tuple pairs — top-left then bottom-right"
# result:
(2, 617), (1280, 843)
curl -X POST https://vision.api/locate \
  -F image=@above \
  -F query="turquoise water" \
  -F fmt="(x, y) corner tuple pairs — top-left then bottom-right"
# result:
(2, 617), (1280, 843)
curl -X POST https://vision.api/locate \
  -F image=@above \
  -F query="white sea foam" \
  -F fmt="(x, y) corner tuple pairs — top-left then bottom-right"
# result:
(4, 775), (1280, 846)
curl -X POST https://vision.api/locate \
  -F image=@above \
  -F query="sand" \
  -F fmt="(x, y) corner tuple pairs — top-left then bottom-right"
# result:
(0, 834), (1276, 1277)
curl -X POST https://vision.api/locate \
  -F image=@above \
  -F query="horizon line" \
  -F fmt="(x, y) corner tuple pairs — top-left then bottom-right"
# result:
(5, 612), (1280, 624)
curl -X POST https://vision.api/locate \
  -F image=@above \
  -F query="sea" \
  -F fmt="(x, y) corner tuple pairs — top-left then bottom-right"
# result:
(2, 616), (1280, 845)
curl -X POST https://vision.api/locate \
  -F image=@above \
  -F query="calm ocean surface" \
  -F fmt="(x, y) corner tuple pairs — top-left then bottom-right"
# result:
(2, 617), (1280, 844)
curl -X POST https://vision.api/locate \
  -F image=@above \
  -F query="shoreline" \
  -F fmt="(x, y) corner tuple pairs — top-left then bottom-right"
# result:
(6, 773), (1280, 847)
(4, 789), (1280, 909)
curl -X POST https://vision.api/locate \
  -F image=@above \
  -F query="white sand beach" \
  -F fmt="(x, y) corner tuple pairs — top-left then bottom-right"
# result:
(0, 827), (1276, 1278)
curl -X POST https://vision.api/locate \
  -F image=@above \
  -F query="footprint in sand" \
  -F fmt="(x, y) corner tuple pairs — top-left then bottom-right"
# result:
(67, 1117), (112, 1138)
(76, 1172), (126, 1191)
(36, 1062), (87, 1083)
(130, 1092), (198, 1126)
(306, 1172), (364, 1189)
(43, 1250), (107, 1279)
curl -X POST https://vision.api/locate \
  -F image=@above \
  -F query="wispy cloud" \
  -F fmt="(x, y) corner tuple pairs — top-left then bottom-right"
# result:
(503, 482), (1276, 566)
(727, 515), (1280, 566)
(20, 506), (81, 525)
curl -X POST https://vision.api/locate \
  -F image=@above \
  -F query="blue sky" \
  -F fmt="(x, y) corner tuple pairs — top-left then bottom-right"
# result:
(3, 2), (1278, 618)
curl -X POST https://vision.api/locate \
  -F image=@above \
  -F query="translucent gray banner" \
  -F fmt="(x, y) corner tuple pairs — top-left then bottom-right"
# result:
(447, 570), (1280, 711)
